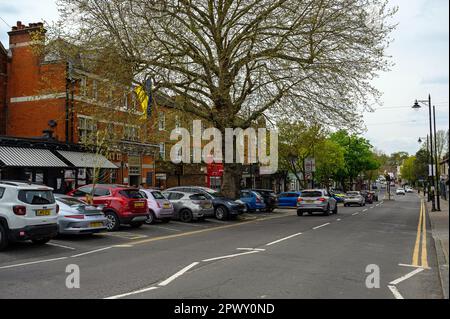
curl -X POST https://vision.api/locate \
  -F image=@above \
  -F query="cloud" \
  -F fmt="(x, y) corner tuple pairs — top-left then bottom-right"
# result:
(421, 75), (449, 85)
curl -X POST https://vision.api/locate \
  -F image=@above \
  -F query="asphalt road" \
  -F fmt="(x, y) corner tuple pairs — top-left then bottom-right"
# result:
(0, 191), (444, 299)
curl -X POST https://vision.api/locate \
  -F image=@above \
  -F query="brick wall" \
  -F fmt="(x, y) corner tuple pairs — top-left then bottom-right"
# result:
(0, 42), (7, 135)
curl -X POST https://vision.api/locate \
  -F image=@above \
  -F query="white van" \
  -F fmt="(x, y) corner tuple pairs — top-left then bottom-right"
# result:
(0, 181), (58, 251)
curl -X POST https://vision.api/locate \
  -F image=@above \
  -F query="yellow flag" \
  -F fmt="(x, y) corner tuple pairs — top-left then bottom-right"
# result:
(134, 85), (149, 120)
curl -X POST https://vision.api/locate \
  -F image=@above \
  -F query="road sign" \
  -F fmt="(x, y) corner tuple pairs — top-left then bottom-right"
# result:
(305, 158), (316, 173)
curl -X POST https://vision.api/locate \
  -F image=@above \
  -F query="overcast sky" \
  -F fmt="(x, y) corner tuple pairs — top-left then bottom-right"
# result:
(0, 0), (448, 156)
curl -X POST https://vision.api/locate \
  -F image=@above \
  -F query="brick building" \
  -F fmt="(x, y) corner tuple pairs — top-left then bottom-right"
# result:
(0, 41), (7, 135)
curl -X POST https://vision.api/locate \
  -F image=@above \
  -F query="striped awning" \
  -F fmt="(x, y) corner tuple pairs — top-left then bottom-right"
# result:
(57, 151), (118, 169)
(0, 146), (69, 168)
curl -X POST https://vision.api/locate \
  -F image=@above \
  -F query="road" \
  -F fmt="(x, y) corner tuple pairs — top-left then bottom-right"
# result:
(0, 191), (444, 299)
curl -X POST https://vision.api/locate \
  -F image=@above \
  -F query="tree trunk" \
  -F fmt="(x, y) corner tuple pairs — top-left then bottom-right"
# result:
(221, 163), (242, 199)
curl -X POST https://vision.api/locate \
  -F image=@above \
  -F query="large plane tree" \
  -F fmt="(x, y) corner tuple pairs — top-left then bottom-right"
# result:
(52, 0), (396, 197)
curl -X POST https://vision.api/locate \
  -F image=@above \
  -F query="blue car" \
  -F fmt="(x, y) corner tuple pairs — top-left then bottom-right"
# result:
(239, 190), (266, 212)
(277, 192), (302, 207)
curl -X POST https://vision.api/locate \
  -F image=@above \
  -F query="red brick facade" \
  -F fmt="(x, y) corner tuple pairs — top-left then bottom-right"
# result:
(0, 41), (7, 135)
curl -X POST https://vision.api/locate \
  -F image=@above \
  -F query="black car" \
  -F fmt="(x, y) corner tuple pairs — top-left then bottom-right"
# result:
(252, 189), (278, 212)
(361, 191), (374, 204)
(164, 186), (247, 220)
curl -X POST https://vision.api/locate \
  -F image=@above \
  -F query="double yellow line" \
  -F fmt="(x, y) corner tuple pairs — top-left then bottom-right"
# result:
(412, 200), (428, 268)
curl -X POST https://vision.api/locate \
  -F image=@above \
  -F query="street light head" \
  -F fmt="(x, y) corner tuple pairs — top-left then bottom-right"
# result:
(418, 137), (422, 143)
(412, 100), (421, 110)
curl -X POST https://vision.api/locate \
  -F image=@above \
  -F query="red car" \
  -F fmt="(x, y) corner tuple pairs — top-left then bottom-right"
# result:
(68, 184), (148, 231)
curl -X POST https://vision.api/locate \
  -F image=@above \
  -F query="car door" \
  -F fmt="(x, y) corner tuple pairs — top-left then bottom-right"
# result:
(240, 191), (252, 208)
(92, 187), (112, 206)
(288, 193), (300, 207)
(277, 193), (288, 206)
(326, 190), (337, 209)
(167, 192), (183, 217)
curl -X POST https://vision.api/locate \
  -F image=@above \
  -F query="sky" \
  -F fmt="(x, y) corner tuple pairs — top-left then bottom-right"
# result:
(0, 0), (448, 156)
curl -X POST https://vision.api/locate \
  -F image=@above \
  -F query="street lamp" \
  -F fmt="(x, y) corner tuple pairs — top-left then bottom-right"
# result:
(418, 136), (431, 201)
(412, 95), (440, 211)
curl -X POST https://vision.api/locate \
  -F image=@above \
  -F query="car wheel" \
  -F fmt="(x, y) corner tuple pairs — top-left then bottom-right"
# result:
(297, 211), (304, 216)
(215, 206), (229, 221)
(145, 211), (156, 225)
(179, 209), (193, 223)
(0, 223), (9, 251)
(31, 237), (51, 245)
(104, 211), (120, 231)
(129, 222), (144, 228)
(323, 205), (331, 216)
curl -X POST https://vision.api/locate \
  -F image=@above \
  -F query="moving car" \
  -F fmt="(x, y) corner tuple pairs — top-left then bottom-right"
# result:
(0, 181), (58, 251)
(331, 191), (346, 203)
(68, 184), (148, 231)
(396, 188), (406, 195)
(361, 191), (373, 204)
(297, 189), (338, 216)
(277, 192), (302, 207)
(165, 186), (246, 220)
(163, 191), (214, 222)
(343, 191), (365, 207)
(239, 190), (266, 212)
(405, 187), (414, 193)
(55, 195), (108, 235)
(140, 189), (174, 224)
(252, 189), (278, 212)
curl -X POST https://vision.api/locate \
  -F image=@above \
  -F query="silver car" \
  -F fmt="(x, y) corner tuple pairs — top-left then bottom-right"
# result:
(297, 189), (338, 216)
(163, 191), (214, 223)
(55, 195), (108, 235)
(343, 191), (366, 207)
(140, 189), (174, 224)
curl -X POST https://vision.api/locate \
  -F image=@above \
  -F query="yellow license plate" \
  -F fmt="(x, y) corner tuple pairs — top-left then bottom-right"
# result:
(163, 203), (171, 209)
(134, 202), (144, 208)
(36, 209), (51, 216)
(306, 200), (314, 204)
(90, 222), (103, 228)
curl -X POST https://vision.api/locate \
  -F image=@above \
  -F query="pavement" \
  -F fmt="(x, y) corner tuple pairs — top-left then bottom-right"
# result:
(426, 197), (449, 299)
(0, 191), (444, 299)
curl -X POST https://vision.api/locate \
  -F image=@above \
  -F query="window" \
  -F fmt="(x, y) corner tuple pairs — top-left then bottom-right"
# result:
(80, 77), (87, 96)
(151, 191), (165, 200)
(18, 190), (55, 205)
(93, 188), (110, 197)
(158, 112), (165, 131)
(159, 143), (166, 160)
(0, 187), (5, 199)
(175, 115), (181, 132)
(72, 185), (93, 197)
(78, 117), (97, 143)
(123, 93), (128, 109)
(124, 126), (139, 141)
(119, 189), (144, 199)
(92, 80), (98, 100)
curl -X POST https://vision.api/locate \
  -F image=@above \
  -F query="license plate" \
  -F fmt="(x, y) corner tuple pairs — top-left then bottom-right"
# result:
(90, 222), (103, 228)
(36, 209), (51, 216)
(163, 203), (171, 209)
(305, 200), (314, 204)
(134, 202), (145, 208)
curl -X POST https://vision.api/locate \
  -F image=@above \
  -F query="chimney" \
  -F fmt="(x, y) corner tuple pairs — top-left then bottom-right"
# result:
(8, 21), (47, 47)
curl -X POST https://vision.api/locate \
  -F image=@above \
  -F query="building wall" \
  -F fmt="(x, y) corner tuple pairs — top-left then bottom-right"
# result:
(0, 42), (8, 135)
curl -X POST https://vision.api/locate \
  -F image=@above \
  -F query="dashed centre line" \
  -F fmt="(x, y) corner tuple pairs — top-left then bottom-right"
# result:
(265, 233), (303, 246)
(313, 223), (330, 230)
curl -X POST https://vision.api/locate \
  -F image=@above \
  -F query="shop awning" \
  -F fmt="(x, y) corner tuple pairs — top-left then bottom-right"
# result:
(57, 151), (118, 169)
(0, 146), (69, 168)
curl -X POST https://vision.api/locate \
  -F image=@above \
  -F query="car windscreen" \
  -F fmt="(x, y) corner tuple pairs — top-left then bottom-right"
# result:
(57, 197), (87, 207)
(119, 189), (144, 199)
(18, 190), (55, 205)
(189, 194), (208, 201)
(151, 191), (165, 200)
(301, 191), (322, 198)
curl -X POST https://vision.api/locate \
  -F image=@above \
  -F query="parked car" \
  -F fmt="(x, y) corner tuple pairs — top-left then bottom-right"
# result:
(165, 186), (246, 220)
(297, 189), (338, 216)
(68, 184), (148, 231)
(277, 192), (302, 207)
(252, 189), (278, 212)
(361, 191), (373, 204)
(405, 187), (414, 193)
(343, 191), (365, 207)
(239, 190), (266, 212)
(139, 189), (174, 224)
(396, 188), (406, 195)
(162, 191), (214, 222)
(0, 181), (58, 251)
(54, 195), (108, 235)
(330, 191), (346, 203)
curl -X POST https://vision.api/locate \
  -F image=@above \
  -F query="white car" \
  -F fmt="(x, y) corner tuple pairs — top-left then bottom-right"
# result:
(405, 187), (414, 193)
(343, 191), (366, 207)
(0, 181), (58, 251)
(139, 189), (174, 224)
(396, 188), (406, 195)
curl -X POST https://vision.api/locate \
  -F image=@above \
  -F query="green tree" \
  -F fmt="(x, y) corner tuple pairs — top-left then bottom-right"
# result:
(315, 139), (346, 190)
(400, 156), (418, 185)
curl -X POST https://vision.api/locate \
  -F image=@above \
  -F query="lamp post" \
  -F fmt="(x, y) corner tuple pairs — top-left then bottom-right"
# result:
(418, 136), (431, 201)
(412, 95), (439, 211)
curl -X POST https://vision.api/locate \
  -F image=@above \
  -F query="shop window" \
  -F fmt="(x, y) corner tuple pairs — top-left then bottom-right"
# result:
(158, 112), (165, 131)
(159, 143), (166, 160)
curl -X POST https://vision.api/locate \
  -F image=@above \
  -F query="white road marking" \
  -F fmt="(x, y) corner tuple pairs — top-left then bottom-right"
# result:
(362, 209), (368, 212)
(159, 262), (200, 286)
(113, 245), (133, 248)
(369, 207), (374, 209)
(170, 221), (208, 228)
(151, 225), (182, 232)
(237, 248), (266, 251)
(0, 257), (68, 270)
(376, 204), (380, 207)
(205, 219), (231, 225)
(398, 263), (430, 270)
(389, 267), (425, 285)
(105, 286), (159, 299)
(46, 242), (76, 250)
(71, 246), (112, 258)
(388, 285), (404, 299)
(337, 218), (342, 221)
(313, 223), (330, 230)
(265, 233), (303, 246)
(352, 212), (360, 216)
(202, 251), (259, 262)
